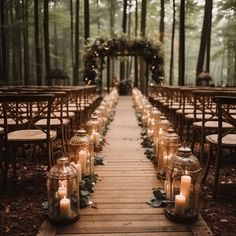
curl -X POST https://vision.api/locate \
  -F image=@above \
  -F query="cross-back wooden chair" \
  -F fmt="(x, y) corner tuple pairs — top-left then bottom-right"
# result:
(202, 95), (236, 199)
(0, 93), (56, 180)
(191, 90), (233, 163)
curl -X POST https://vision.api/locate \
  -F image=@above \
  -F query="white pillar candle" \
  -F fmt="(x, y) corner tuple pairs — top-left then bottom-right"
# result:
(57, 185), (67, 199)
(60, 197), (71, 218)
(79, 150), (87, 175)
(174, 194), (186, 215)
(92, 130), (100, 146)
(75, 162), (82, 182)
(180, 175), (191, 209)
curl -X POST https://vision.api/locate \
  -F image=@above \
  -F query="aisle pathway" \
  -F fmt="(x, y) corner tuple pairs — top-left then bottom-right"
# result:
(38, 96), (212, 236)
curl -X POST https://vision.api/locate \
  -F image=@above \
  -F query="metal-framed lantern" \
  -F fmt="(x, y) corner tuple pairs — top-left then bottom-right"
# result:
(154, 116), (170, 159)
(86, 115), (102, 152)
(68, 129), (93, 176)
(47, 156), (80, 224)
(157, 128), (181, 179)
(165, 146), (202, 223)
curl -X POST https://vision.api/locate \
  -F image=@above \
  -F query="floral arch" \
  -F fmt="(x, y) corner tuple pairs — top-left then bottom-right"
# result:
(83, 37), (164, 88)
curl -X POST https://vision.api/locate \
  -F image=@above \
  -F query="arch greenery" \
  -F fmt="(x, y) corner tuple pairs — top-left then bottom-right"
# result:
(83, 37), (164, 85)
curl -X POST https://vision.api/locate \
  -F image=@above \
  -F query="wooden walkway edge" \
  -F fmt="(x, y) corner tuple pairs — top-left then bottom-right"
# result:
(37, 96), (213, 236)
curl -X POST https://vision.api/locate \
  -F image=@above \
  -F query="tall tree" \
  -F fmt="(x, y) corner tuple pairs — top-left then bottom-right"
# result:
(135, 0), (138, 37)
(23, 0), (30, 85)
(109, 0), (115, 36)
(122, 0), (127, 33)
(70, 0), (74, 72)
(159, 0), (165, 43)
(140, 0), (146, 37)
(44, 0), (51, 84)
(169, 0), (176, 85)
(84, 0), (90, 44)
(73, 0), (79, 85)
(0, 0), (8, 83)
(34, 0), (42, 85)
(196, 0), (213, 76)
(178, 0), (185, 85)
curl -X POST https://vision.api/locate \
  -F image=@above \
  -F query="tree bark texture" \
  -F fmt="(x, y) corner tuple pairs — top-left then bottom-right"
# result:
(122, 0), (127, 33)
(44, 0), (51, 83)
(34, 0), (42, 85)
(73, 0), (79, 85)
(159, 0), (165, 43)
(178, 0), (185, 86)
(196, 0), (213, 76)
(169, 0), (176, 85)
(140, 0), (146, 37)
(84, 0), (90, 44)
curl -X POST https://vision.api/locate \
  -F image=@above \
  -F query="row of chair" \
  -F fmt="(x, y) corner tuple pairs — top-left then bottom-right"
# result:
(0, 85), (101, 186)
(149, 85), (236, 199)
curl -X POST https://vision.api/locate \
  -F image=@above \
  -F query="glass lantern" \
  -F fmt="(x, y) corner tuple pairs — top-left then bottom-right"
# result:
(47, 156), (80, 224)
(68, 129), (94, 176)
(154, 116), (170, 160)
(165, 146), (202, 223)
(86, 115), (102, 152)
(157, 128), (181, 180)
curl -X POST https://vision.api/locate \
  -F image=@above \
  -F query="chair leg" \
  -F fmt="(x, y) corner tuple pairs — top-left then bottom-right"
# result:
(202, 143), (213, 183)
(213, 145), (221, 200)
(191, 128), (196, 151)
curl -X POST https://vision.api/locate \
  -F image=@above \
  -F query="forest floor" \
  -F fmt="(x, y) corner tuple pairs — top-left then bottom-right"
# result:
(0, 148), (236, 236)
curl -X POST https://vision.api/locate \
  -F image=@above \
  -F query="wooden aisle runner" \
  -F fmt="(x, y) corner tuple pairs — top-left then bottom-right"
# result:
(38, 96), (213, 236)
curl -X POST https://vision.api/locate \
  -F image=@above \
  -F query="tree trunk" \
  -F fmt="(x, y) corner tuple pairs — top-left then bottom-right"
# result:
(70, 0), (74, 75)
(23, 0), (30, 85)
(206, 1), (212, 73)
(140, 0), (146, 37)
(84, 0), (90, 44)
(135, 0), (138, 37)
(196, 0), (213, 76)
(34, 0), (42, 85)
(44, 0), (51, 84)
(73, 0), (79, 85)
(122, 0), (127, 33)
(169, 0), (176, 85)
(109, 0), (115, 36)
(140, 0), (147, 93)
(159, 0), (165, 43)
(178, 0), (185, 86)
(0, 0), (8, 83)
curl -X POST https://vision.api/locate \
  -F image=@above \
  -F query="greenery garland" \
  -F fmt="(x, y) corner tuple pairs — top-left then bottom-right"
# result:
(83, 36), (164, 84)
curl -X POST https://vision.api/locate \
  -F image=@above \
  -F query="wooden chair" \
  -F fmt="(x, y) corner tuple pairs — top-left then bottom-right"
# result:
(203, 95), (236, 199)
(191, 90), (233, 163)
(0, 93), (56, 180)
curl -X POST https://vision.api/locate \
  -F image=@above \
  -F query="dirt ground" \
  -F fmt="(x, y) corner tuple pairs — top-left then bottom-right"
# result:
(0, 150), (236, 236)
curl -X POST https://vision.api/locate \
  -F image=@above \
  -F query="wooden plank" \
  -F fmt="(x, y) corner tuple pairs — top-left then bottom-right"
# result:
(56, 226), (190, 234)
(58, 233), (193, 236)
(80, 208), (164, 215)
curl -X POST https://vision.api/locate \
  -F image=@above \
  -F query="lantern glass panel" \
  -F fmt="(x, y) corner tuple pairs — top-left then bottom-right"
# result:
(47, 157), (80, 224)
(165, 147), (202, 223)
(69, 129), (93, 176)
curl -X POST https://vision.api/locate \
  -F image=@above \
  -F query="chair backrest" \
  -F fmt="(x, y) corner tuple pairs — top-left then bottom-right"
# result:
(0, 93), (55, 140)
(214, 96), (236, 137)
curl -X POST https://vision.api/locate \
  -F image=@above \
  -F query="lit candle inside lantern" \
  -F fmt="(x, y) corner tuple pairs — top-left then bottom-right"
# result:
(60, 197), (71, 218)
(75, 162), (82, 182)
(91, 130), (100, 146)
(57, 185), (67, 199)
(164, 180), (171, 199)
(79, 150), (88, 174)
(174, 194), (186, 215)
(180, 175), (191, 209)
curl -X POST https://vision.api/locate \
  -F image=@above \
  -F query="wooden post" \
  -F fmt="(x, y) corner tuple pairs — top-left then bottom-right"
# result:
(107, 56), (111, 93)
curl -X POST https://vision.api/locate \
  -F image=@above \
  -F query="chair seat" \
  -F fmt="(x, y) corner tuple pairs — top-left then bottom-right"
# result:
(206, 134), (236, 146)
(193, 121), (233, 129)
(0, 126), (4, 134)
(176, 109), (201, 114)
(8, 129), (57, 142)
(185, 114), (218, 120)
(53, 111), (75, 118)
(36, 118), (70, 126)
